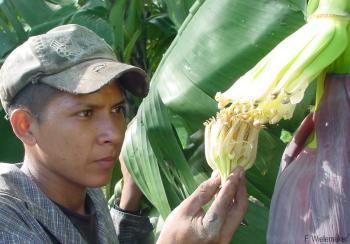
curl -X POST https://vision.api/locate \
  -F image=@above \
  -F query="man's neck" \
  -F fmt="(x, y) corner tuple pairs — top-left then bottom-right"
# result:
(21, 158), (87, 215)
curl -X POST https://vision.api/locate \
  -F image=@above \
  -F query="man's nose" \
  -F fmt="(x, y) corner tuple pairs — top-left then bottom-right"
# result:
(96, 116), (125, 145)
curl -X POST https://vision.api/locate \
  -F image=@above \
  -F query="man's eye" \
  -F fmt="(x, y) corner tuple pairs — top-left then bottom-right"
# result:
(112, 105), (126, 114)
(77, 110), (92, 117)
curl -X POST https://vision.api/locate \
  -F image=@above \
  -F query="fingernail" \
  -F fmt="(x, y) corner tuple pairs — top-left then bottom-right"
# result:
(234, 166), (244, 175)
(210, 172), (221, 185)
(239, 169), (245, 179)
(210, 170), (219, 179)
(233, 167), (244, 179)
(224, 178), (232, 187)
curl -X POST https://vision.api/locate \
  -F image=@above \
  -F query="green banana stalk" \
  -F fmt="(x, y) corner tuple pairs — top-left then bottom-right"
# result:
(205, 0), (350, 184)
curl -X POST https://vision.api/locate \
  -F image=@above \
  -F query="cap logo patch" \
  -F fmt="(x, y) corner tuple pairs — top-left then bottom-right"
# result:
(50, 39), (83, 61)
(92, 63), (107, 73)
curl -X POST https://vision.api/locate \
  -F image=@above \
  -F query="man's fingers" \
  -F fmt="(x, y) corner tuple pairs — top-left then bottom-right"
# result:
(182, 174), (221, 214)
(220, 175), (248, 243)
(203, 167), (243, 229)
(226, 175), (248, 225)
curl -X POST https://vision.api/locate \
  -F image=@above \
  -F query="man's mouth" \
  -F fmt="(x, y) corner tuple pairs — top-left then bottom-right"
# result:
(94, 156), (117, 168)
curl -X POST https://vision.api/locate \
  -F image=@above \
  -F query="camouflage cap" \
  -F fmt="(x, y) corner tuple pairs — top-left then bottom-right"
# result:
(0, 24), (149, 113)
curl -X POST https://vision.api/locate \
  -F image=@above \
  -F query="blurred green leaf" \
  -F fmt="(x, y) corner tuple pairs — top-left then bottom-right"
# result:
(28, 4), (77, 35)
(146, 13), (176, 73)
(163, 0), (195, 29)
(125, 0), (143, 38)
(77, 0), (107, 17)
(148, 14), (176, 36)
(0, 30), (17, 57)
(69, 13), (114, 46)
(123, 28), (141, 63)
(109, 0), (127, 57)
(10, 0), (54, 26)
(46, 0), (78, 5)
(0, 0), (27, 42)
(0, 110), (23, 163)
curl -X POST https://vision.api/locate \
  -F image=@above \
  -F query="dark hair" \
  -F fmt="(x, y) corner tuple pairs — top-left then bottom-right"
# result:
(8, 80), (133, 122)
(8, 83), (63, 122)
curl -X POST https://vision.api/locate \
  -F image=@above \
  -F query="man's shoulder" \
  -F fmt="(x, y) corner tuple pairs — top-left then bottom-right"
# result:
(0, 162), (25, 192)
(0, 162), (23, 177)
(0, 191), (29, 230)
(0, 193), (23, 215)
(0, 162), (37, 208)
(0, 163), (28, 215)
(0, 162), (21, 170)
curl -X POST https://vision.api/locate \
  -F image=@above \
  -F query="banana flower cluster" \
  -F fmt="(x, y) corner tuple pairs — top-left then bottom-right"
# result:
(205, 0), (350, 184)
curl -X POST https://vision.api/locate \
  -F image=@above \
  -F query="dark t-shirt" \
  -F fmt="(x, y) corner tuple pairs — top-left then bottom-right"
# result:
(46, 195), (98, 244)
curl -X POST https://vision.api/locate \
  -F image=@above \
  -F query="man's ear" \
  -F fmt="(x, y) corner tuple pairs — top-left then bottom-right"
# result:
(9, 109), (37, 146)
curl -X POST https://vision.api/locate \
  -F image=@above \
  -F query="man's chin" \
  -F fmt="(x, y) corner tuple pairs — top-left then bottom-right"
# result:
(86, 173), (113, 188)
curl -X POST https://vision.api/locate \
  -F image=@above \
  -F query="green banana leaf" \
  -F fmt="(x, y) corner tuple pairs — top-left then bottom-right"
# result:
(121, 0), (309, 242)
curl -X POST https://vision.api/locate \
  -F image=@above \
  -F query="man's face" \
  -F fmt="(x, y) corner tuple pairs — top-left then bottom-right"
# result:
(31, 82), (126, 188)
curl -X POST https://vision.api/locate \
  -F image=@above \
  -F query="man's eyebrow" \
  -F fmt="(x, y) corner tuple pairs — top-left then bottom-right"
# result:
(112, 100), (126, 107)
(69, 99), (126, 108)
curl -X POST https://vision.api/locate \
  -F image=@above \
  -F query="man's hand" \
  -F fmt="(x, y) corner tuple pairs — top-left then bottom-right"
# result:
(157, 167), (248, 244)
(119, 155), (143, 212)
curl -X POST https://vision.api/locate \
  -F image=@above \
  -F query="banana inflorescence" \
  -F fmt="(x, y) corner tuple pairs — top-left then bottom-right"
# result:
(205, 0), (350, 185)
(204, 115), (259, 185)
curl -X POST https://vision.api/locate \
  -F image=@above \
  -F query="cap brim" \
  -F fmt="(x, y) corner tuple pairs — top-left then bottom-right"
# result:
(40, 59), (149, 97)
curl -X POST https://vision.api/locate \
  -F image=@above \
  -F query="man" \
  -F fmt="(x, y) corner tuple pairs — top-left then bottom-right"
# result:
(0, 24), (248, 243)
